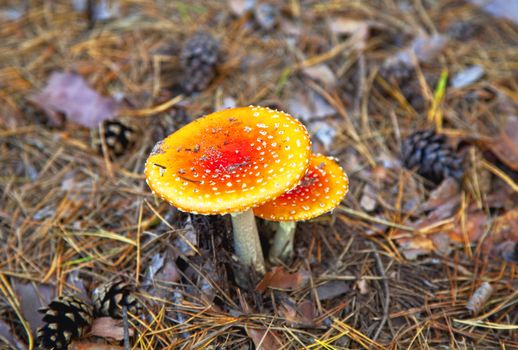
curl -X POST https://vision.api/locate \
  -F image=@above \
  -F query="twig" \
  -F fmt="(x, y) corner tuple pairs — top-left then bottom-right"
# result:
(369, 242), (390, 341)
(122, 306), (130, 350)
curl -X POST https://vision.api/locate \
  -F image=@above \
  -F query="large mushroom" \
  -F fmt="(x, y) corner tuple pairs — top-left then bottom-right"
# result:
(144, 106), (311, 274)
(254, 154), (349, 262)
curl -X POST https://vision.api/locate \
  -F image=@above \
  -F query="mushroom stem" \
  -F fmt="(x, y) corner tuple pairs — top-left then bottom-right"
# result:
(269, 221), (297, 262)
(230, 209), (265, 274)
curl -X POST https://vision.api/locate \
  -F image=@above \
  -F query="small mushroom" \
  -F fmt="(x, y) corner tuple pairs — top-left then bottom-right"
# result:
(144, 106), (311, 274)
(254, 154), (349, 262)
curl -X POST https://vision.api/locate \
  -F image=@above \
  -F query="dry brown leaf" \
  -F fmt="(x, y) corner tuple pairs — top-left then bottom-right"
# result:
(355, 279), (369, 295)
(245, 325), (283, 350)
(468, 0), (518, 25)
(360, 183), (378, 212)
(492, 207), (518, 243)
(327, 18), (369, 50)
(255, 267), (309, 292)
(13, 281), (54, 332)
(328, 18), (365, 35)
(422, 178), (460, 211)
(302, 64), (337, 88)
(405, 178), (461, 234)
(486, 117), (518, 170)
(29, 71), (119, 128)
(316, 280), (350, 300)
(70, 342), (126, 350)
(278, 299), (316, 327)
(89, 317), (133, 341)
(397, 236), (435, 260)
(0, 319), (26, 350)
(447, 211), (489, 244)
(444, 208), (518, 257)
(228, 0), (254, 16)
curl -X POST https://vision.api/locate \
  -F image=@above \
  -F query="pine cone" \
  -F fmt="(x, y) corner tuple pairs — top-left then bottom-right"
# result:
(36, 295), (94, 350)
(92, 279), (141, 319)
(401, 130), (464, 184)
(180, 32), (220, 94)
(97, 120), (135, 158)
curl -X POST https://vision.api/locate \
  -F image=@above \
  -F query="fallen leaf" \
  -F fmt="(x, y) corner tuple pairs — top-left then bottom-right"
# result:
(328, 18), (366, 35)
(409, 34), (448, 63)
(287, 88), (336, 121)
(397, 236), (435, 260)
(390, 34), (448, 67)
(70, 342), (126, 350)
(228, 0), (255, 16)
(155, 258), (181, 284)
(396, 179), (461, 258)
(0, 319), (26, 350)
(446, 208), (518, 256)
(67, 270), (89, 300)
(422, 178), (460, 212)
(328, 18), (370, 50)
(316, 280), (350, 300)
(174, 215), (198, 256)
(492, 207), (518, 243)
(89, 317), (133, 341)
(355, 278), (369, 295)
(431, 232), (453, 256)
(255, 267), (309, 292)
(468, 0), (518, 26)
(142, 250), (180, 299)
(13, 281), (54, 332)
(451, 65), (485, 89)
(302, 64), (337, 88)
(278, 299), (316, 327)
(0, 4), (25, 21)
(486, 116), (518, 171)
(91, 0), (120, 21)
(466, 282), (493, 315)
(254, 3), (279, 30)
(29, 71), (120, 128)
(447, 211), (489, 244)
(245, 325), (283, 350)
(310, 121), (337, 152)
(495, 241), (517, 263)
(360, 183), (378, 212)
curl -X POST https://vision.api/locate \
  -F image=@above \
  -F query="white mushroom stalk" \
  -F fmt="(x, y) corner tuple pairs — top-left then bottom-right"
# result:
(269, 221), (297, 262)
(231, 209), (265, 273)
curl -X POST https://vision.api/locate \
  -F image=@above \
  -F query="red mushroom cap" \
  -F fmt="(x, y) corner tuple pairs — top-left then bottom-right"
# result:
(254, 154), (348, 221)
(145, 106), (311, 214)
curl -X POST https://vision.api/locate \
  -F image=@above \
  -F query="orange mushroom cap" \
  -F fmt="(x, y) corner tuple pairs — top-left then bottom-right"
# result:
(254, 154), (348, 221)
(145, 106), (311, 214)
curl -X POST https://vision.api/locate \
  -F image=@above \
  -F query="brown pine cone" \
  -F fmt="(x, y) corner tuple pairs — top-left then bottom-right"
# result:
(92, 279), (142, 319)
(36, 295), (94, 350)
(96, 119), (136, 158)
(401, 130), (464, 184)
(180, 32), (220, 94)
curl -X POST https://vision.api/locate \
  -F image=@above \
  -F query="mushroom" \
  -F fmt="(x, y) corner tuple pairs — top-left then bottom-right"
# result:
(254, 154), (349, 262)
(144, 106), (311, 274)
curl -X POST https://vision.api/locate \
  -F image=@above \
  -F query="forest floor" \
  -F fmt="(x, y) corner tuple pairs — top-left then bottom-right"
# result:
(1, 1), (517, 349)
